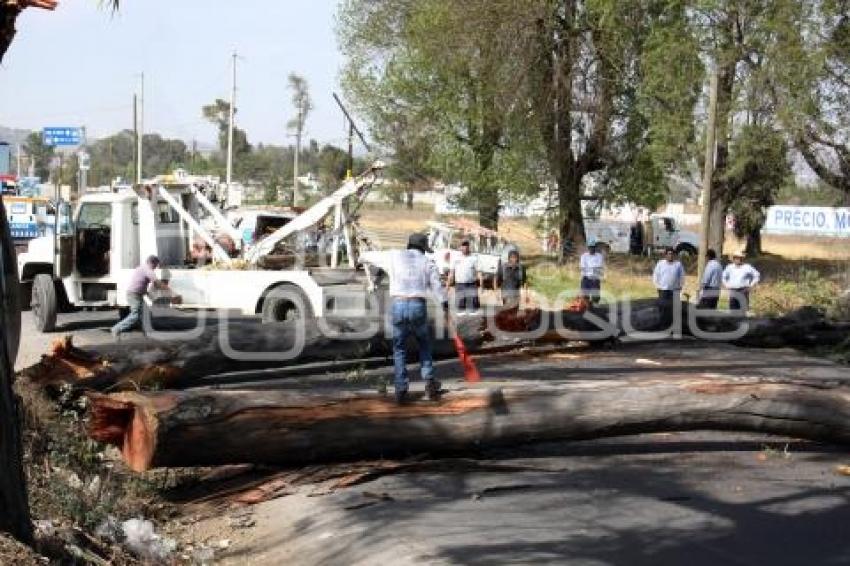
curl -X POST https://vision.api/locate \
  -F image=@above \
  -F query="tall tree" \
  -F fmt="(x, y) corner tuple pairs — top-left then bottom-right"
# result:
(339, 0), (537, 229)
(287, 73), (312, 206)
(770, 0), (850, 197)
(22, 131), (54, 181)
(202, 98), (251, 158)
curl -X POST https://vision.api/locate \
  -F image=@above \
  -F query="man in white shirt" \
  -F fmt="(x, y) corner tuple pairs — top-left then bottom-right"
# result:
(699, 248), (723, 309)
(388, 233), (450, 403)
(723, 250), (760, 313)
(579, 238), (605, 304)
(449, 240), (481, 312)
(653, 248), (685, 325)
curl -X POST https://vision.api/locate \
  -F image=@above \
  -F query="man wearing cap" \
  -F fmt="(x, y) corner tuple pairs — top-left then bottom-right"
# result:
(579, 238), (605, 304)
(111, 255), (171, 337)
(449, 240), (481, 312)
(387, 233), (450, 403)
(723, 250), (760, 313)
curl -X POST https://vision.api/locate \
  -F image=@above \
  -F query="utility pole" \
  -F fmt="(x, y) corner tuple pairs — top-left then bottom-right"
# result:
(226, 51), (237, 190)
(15, 144), (21, 177)
(293, 133), (301, 206)
(132, 93), (138, 184)
(136, 73), (144, 184)
(79, 126), (88, 196)
(697, 69), (719, 288)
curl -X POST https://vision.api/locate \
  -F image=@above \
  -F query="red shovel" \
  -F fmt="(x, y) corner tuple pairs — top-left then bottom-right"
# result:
(446, 312), (481, 382)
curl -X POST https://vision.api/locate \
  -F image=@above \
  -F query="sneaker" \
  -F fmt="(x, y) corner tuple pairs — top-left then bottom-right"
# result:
(425, 380), (442, 401)
(110, 327), (122, 342)
(395, 389), (409, 404)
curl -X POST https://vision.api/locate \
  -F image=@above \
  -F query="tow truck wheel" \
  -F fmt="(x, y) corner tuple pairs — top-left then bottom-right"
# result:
(32, 274), (58, 332)
(261, 285), (313, 323)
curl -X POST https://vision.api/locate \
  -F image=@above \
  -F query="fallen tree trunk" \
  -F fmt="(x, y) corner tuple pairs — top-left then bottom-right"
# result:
(22, 315), (485, 392)
(87, 376), (850, 472)
(23, 303), (849, 393)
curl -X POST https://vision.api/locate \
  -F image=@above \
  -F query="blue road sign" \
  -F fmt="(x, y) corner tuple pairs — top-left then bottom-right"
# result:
(43, 127), (82, 146)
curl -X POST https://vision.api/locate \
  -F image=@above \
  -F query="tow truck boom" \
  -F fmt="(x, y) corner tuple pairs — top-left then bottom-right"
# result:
(244, 161), (383, 264)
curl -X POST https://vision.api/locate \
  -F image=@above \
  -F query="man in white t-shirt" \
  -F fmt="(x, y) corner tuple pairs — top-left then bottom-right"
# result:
(449, 240), (481, 312)
(723, 250), (760, 313)
(579, 238), (605, 304)
(653, 247), (685, 326)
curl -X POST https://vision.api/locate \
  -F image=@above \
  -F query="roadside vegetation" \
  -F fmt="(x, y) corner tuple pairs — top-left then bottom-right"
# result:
(527, 253), (849, 320)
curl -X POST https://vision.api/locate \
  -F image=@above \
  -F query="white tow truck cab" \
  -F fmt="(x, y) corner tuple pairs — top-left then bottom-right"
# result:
(18, 164), (385, 332)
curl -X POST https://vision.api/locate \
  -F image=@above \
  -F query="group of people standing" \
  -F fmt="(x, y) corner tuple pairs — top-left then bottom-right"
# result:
(447, 239), (529, 312)
(652, 247), (760, 313)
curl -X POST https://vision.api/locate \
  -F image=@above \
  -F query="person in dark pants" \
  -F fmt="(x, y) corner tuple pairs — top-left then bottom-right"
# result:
(387, 233), (450, 403)
(449, 240), (481, 312)
(723, 250), (760, 313)
(579, 238), (605, 304)
(652, 247), (685, 327)
(497, 249), (527, 308)
(699, 248), (722, 309)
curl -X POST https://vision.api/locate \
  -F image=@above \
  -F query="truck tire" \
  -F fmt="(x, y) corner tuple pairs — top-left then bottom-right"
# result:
(32, 274), (58, 332)
(261, 285), (313, 324)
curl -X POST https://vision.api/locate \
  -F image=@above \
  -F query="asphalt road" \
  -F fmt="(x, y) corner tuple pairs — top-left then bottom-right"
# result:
(193, 431), (850, 566)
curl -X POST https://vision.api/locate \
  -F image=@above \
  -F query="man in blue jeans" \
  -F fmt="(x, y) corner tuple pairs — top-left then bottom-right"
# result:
(388, 233), (449, 403)
(111, 255), (171, 338)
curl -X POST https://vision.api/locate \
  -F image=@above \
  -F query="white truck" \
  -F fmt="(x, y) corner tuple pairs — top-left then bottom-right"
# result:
(18, 164), (384, 332)
(586, 214), (699, 257)
(426, 220), (512, 283)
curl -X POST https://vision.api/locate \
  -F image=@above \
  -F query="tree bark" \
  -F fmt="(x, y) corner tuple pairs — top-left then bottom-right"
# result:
(0, 198), (32, 544)
(707, 192), (726, 255)
(87, 375), (850, 472)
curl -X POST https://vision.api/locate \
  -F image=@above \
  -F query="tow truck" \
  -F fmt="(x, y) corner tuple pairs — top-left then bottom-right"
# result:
(18, 163), (385, 332)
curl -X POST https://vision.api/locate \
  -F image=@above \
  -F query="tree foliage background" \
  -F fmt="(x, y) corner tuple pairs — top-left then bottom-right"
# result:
(339, 0), (850, 255)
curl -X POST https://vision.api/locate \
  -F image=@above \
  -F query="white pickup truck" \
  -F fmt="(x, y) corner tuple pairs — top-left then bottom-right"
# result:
(426, 220), (512, 284)
(586, 215), (699, 257)
(18, 165), (384, 332)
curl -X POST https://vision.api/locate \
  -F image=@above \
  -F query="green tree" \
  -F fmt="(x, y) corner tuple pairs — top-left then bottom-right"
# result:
(769, 0), (850, 197)
(287, 73), (312, 205)
(22, 131), (54, 181)
(202, 98), (252, 157)
(339, 0), (537, 229)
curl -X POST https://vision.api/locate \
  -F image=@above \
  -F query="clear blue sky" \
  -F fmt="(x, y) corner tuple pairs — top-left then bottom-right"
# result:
(0, 1), (353, 148)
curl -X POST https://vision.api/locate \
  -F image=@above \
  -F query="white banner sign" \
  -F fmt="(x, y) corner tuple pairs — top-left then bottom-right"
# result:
(762, 206), (850, 237)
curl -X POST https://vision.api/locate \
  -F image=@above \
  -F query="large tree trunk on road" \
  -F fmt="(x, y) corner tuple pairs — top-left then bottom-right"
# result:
(88, 375), (850, 472)
(22, 316), (485, 393)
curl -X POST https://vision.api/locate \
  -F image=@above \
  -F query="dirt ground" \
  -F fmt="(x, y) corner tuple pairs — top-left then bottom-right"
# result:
(360, 205), (850, 262)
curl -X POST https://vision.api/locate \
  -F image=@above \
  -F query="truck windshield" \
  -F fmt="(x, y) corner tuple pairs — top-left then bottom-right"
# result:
(77, 203), (112, 228)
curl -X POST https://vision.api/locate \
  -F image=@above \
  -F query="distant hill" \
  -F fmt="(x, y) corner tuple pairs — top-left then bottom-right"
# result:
(0, 125), (33, 148)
